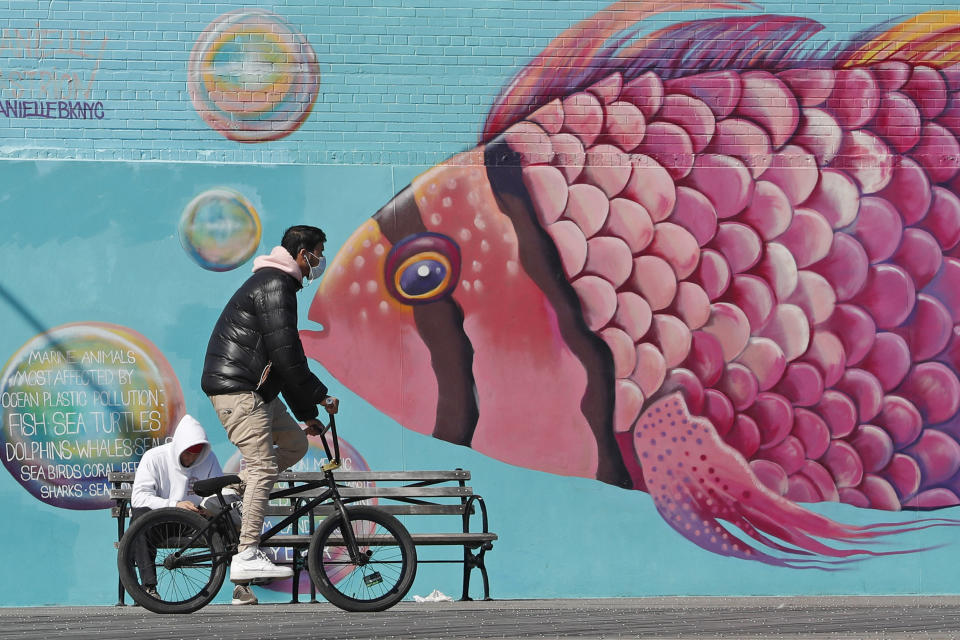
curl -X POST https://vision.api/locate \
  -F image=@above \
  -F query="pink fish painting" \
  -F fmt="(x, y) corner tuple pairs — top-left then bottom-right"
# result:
(302, 1), (960, 566)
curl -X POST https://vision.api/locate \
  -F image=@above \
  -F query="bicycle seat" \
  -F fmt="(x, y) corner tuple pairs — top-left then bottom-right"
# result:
(194, 475), (241, 497)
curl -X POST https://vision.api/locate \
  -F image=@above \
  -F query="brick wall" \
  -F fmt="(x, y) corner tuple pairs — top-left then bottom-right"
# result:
(0, 0), (576, 164)
(0, 0), (914, 166)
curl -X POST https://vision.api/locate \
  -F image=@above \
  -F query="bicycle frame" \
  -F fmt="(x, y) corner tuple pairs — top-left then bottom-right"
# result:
(166, 413), (366, 569)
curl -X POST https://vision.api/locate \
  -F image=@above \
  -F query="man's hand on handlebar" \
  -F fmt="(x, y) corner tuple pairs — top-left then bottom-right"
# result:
(304, 418), (324, 436)
(304, 397), (339, 435)
(322, 396), (339, 415)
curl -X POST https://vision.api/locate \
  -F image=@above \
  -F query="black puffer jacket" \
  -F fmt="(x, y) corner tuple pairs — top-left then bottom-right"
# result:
(201, 267), (328, 421)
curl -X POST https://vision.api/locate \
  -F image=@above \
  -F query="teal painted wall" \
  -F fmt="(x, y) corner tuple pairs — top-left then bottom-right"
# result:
(3, 0), (960, 606)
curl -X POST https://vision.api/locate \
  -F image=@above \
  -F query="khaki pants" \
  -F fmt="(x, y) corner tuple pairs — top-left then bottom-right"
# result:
(210, 391), (308, 550)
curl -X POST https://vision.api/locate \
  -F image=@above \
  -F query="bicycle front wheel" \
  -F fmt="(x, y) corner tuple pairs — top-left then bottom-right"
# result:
(307, 505), (417, 612)
(117, 507), (228, 614)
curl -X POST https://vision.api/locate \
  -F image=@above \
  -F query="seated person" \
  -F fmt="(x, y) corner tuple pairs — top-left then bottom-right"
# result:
(131, 413), (257, 606)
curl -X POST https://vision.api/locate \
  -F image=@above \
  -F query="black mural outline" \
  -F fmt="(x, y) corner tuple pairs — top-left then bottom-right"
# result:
(483, 139), (632, 489)
(372, 188), (480, 446)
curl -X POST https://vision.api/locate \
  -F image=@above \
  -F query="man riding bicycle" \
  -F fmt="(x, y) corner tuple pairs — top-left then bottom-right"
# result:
(201, 225), (338, 582)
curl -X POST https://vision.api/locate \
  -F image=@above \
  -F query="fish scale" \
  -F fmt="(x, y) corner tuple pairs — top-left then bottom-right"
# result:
(505, 60), (960, 514)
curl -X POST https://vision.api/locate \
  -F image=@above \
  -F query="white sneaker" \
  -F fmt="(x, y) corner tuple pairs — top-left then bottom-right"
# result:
(231, 584), (259, 605)
(230, 547), (293, 581)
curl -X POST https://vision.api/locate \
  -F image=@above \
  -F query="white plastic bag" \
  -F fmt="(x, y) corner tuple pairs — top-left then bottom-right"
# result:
(413, 589), (454, 603)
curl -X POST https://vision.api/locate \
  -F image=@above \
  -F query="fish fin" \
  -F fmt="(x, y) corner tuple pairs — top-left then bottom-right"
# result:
(637, 392), (960, 567)
(839, 11), (960, 69)
(482, 1), (826, 141)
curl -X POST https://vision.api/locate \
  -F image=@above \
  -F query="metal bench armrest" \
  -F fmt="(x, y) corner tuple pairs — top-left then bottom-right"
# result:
(462, 494), (490, 535)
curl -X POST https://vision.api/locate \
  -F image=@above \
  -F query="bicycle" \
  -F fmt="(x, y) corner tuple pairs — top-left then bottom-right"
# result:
(116, 413), (417, 614)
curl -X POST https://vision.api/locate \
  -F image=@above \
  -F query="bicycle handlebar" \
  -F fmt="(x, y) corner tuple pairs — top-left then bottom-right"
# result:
(316, 412), (341, 471)
(318, 411), (335, 436)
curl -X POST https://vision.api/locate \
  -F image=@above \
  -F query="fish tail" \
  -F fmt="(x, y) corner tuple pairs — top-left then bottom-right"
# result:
(640, 392), (960, 567)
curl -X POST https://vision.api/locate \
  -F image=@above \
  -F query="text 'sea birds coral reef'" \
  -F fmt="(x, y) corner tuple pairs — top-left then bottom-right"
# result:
(188, 9), (321, 142)
(301, 1), (960, 566)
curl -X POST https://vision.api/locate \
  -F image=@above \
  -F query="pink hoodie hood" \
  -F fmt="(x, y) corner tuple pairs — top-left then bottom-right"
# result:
(252, 246), (303, 282)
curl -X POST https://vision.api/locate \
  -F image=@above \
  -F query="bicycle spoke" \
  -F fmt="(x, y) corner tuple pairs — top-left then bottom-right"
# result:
(129, 515), (221, 605)
(317, 515), (408, 603)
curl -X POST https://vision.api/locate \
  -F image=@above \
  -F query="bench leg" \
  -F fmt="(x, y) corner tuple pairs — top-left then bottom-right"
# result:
(116, 504), (127, 606)
(290, 550), (301, 604)
(478, 555), (492, 601)
(461, 548), (472, 601)
(309, 567), (318, 604)
(461, 546), (493, 601)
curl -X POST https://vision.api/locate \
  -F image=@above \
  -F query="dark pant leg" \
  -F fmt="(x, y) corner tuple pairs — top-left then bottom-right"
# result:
(130, 507), (158, 587)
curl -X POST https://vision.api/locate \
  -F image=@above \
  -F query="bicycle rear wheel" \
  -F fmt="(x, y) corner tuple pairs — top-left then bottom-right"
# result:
(307, 505), (417, 612)
(117, 507), (228, 614)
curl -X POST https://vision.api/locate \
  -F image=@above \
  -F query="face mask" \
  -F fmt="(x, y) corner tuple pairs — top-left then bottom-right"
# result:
(304, 251), (326, 283)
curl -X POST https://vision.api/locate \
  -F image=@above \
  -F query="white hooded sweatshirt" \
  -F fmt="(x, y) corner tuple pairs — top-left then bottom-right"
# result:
(131, 414), (223, 509)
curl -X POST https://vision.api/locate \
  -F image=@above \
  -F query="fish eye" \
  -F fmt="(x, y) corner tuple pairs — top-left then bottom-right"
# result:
(385, 233), (461, 305)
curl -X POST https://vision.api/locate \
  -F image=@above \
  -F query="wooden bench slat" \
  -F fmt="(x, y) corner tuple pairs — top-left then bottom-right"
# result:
(266, 532), (498, 547)
(322, 505), (468, 516)
(295, 487), (472, 498)
(284, 505), (468, 516)
(410, 533), (498, 545)
(281, 470), (470, 481)
(110, 487), (473, 500)
(264, 504), (467, 517)
(105, 470), (473, 484)
(270, 487), (472, 498)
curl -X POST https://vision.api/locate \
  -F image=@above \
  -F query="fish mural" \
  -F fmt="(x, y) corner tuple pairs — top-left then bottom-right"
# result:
(301, 1), (960, 567)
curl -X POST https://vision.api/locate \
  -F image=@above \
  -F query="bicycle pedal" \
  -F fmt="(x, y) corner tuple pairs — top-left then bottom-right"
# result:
(363, 572), (383, 587)
(321, 460), (341, 471)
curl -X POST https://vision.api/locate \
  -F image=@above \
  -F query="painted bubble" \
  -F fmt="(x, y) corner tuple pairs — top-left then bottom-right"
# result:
(0, 323), (185, 510)
(188, 9), (321, 142)
(223, 433), (373, 594)
(179, 187), (262, 271)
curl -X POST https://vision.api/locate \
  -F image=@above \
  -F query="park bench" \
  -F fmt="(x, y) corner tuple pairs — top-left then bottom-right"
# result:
(108, 469), (497, 605)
